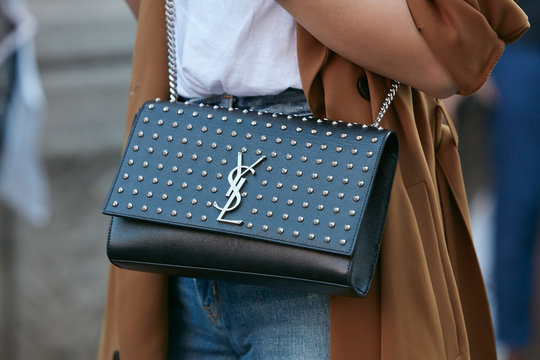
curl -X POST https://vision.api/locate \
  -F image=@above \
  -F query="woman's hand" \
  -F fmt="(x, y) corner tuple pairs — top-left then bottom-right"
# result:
(276, 0), (457, 98)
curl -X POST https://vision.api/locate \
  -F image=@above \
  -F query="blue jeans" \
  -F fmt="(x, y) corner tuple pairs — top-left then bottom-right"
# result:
(167, 89), (330, 360)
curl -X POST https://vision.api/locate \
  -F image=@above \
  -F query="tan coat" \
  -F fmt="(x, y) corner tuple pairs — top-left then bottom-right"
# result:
(98, 1), (529, 359)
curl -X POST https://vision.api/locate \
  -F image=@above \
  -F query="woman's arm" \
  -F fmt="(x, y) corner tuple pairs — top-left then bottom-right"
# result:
(276, 0), (457, 98)
(125, 0), (141, 19)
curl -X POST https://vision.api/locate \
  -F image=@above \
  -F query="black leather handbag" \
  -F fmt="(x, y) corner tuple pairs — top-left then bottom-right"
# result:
(102, 1), (399, 297)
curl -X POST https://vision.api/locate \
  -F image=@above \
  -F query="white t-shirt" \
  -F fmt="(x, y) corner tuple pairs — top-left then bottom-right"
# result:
(174, 0), (302, 99)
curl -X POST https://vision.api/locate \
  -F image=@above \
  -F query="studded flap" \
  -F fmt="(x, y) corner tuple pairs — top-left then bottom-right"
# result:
(103, 101), (398, 256)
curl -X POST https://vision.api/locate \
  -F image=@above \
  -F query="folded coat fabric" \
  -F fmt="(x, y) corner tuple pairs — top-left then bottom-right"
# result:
(98, 0), (529, 359)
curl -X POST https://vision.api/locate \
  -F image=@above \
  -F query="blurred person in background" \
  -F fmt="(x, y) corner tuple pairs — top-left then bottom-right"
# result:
(490, 1), (540, 359)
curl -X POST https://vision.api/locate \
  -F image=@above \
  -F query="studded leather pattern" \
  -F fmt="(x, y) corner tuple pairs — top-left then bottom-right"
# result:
(104, 101), (398, 256)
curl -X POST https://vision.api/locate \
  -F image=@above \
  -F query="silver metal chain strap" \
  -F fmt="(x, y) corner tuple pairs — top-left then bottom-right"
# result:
(164, 0), (399, 126)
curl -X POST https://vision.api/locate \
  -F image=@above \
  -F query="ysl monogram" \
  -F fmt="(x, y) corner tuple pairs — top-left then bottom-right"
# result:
(214, 152), (266, 224)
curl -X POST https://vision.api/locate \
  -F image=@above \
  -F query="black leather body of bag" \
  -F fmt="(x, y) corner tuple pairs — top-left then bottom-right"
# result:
(103, 99), (398, 297)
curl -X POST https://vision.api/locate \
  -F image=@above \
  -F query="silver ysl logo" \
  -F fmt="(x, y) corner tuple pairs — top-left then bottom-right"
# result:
(214, 152), (266, 224)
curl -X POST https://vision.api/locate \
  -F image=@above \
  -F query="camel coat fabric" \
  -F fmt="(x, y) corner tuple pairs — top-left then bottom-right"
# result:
(98, 1), (529, 359)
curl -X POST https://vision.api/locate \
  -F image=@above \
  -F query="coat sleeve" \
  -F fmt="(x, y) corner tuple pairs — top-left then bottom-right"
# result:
(406, 0), (529, 95)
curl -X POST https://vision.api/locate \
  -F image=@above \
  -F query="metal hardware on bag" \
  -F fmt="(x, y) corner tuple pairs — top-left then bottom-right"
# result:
(213, 152), (267, 225)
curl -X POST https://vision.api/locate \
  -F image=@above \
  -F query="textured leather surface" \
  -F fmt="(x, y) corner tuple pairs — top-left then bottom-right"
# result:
(103, 100), (398, 296)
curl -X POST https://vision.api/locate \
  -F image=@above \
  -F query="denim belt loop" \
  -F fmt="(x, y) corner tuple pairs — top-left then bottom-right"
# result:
(219, 94), (236, 108)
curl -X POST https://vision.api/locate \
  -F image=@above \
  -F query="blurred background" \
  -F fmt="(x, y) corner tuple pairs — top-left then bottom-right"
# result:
(0, 0), (538, 359)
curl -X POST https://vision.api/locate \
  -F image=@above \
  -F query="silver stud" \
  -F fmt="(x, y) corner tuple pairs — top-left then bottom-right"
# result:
(246, 223), (253, 229)
(293, 231), (300, 237)
(162, 150), (169, 156)
(340, 239), (347, 246)
(216, 128), (223, 134)
(192, 154), (198, 160)
(143, 117), (149, 123)
(241, 192), (247, 198)
(158, 120), (164, 126)
(156, 208), (163, 214)
(142, 161), (149, 168)
(211, 187), (218, 193)
(353, 195), (360, 202)
(296, 170), (303, 177)
(132, 189), (139, 195)
(266, 123), (272, 128)
(251, 120), (257, 126)
(316, 159), (323, 165)
(117, 187), (124, 193)
(206, 201), (212, 207)
(252, 208), (258, 214)
(191, 199), (197, 205)
(306, 142), (312, 148)
(231, 131), (237, 137)
(341, 133), (348, 139)
(172, 122), (178, 128)
(358, 181), (365, 187)
(127, 203), (133, 209)
(261, 135), (267, 141)
(182, 182), (188, 189)
(291, 185), (298, 191)
(138, 131), (144, 137)
(321, 144), (327, 150)
(322, 190), (329, 196)
(308, 234), (315, 240)
(256, 194), (263, 200)
(366, 151), (373, 158)
(186, 212), (192, 219)
(331, 161), (338, 167)
(313, 219), (320, 225)
(221, 116), (227, 121)
(226, 145), (232, 151)
(289, 140), (297, 146)
(196, 140), (203, 147)
(352, 149), (358, 155)
(162, 106), (169, 112)
(196, 185), (203, 191)
(201, 171), (208, 177)
(327, 176), (333, 182)
(177, 109), (184, 115)
(112, 201), (118, 207)
(276, 182), (283, 189)
(201, 215), (207, 222)
(133, 145), (139, 151)
(255, 149), (262, 155)
(302, 202), (309, 208)
(186, 168), (193, 175)
(297, 216), (304, 222)
(344, 224), (351, 231)
(301, 156), (307, 162)
(262, 225), (269, 232)
(267, 211), (273, 217)
(281, 125), (287, 130)
(176, 196), (183, 202)
(207, 114), (213, 119)
(318, 205), (324, 211)
(333, 207), (340, 214)
(272, 196), (278, 203)
(271, 151), (277, 158)
(362, 166), (369, 172)
(157, 163), (164, 170)
(347, 163), (354, 169)
(282, 214), (289, 220)
(324, 236), (331, 243)
(148, 104), (154, 110)
(172, 166), (178, 173)
(171, 210), (178, 216)
(311, 129), (317, 135)
(336, 146), (343, 153)
(356, 135), (363, 141)
(161, 194), (168, 200)
(312, 173), (318, 179)
(137, 175), (144, 182)
(176, 152), (183, 159)
(287, 199), (294, 206)
(216, 173), (223, 179)
(338, 193), (345, 199)
(342, 178), (349, 184)
(211, 142), (218, 149)
(307, 187), (314, 194)
(181, 138), (188, 144)
(296, 127), (302, 132)
(206, 157), (212, 164)
(261, 180), (268, 186)
(141, 205), (148, 212)
(192, 111), (199, 117)
(236, 118), (242, 124)
(329, 222), (336, 228)
(152, 178), (159, 184)
(277, 227), (284, 234)
(275, 138), (282, 144)
(122, 173), (129, 179)
(349, 210), (356, 216)
(246, 133), (252, 139)
(128, 159), (134, 166)
(266, 166), (272, 172)
(371, 137), (378, 143)
(152, 133), (158, 140)
(147, 192), (153, 198)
